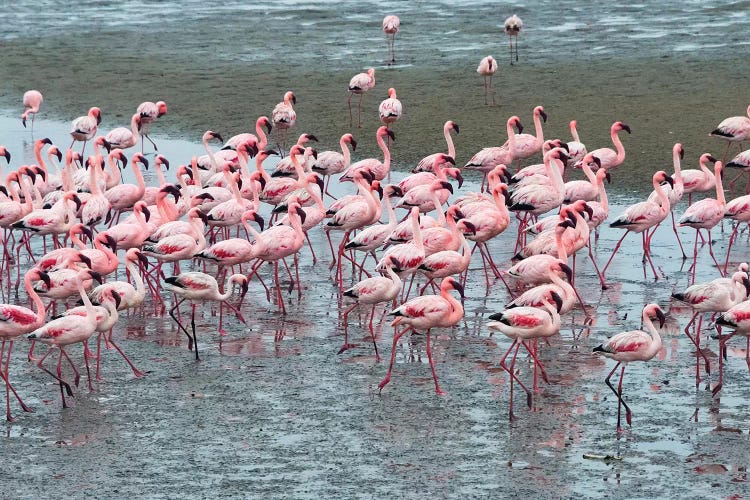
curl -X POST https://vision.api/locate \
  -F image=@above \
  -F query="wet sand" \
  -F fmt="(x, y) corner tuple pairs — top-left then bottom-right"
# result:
(1, 108), (750, 497)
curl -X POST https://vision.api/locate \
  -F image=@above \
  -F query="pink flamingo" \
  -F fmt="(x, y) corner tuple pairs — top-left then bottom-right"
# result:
(376, 207), (426, 281)
(311, 133), (357, 198)
(222, 116), (273, 152)
(488, 291), (562, 419)
(87, 248), (148, 311)
(504, 14), (523, 64)
(27, 272), (100, 409)
(413, 120), (460, 173)
(565, 120), (587, 168)
(142, 211), (207, 274)
(714, 298), (750, 392)
(136, 100), (168, 152)
(105, 152), (149, 223)
(341, 126), (394, 182)
(382, 15), (400, 63)
(506, 261), (580, 314)
(272, 91), (297, 154)
(463, 116), (522, 190)
(418, 219), (475, 292)
(0, 269), (49, 420)
(724, 195), (750, 273)
(508, 147), (567, 216)
(603, 171), (673, 280)
(340, 257), (402, 358)
(142, 155), (170, 206)
(344, 184), (401, 272)
(672, 269), (749, 389)
(574, 121), (631, 171)
(81, 156), (111, 226)
(709, 104), (750, 162)
(508, 105), (547, 167)
(682, 153), (716, 205)
(379, 88), (402, 129)
(348, 68), (376, 128)
(196, 210), (265, 271)
(21, 90), (43, 130)
(678, 160), (726, 280)
(70, 106), (102, 155)
(105, 113), (142, 150)
(270, 133), (318, 178)
(564, 153), (602, 202)
(593, 303), (666, 432)
(725, 147), (750, 193)
(379, 277), (465, 396)
(647, 143), (687, 259)
(477, 56), (498, 105)
(164, 272), (249, 360)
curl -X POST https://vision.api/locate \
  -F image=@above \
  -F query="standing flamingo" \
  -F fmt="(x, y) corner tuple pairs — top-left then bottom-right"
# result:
(311, 133), (357, 198)
(136, 100), (168, 152)
(382, 15), (400, 63)
(348, 68), (375, 128)
(70, 106), (102, 155)
(503, 14), (523, 64)
(272, 91), (297, 155)
(593, 303), (666, 432)
(464, 116), (523, 190)
(575, 121), (631, 172)
(488, 292), (562, 419)
(379, 88), (402, 130)
(682, 153), (717, 204)
(340, 126), (394, 182)
(164, 273), (249, 360)
(222, 116), (273, 152)
(566, 120), (587, 168)
(647, 143), (687, 259)
(414, 120), (460, 173)
(509, 105), (547, 167)
(477, 56), (498, 105)
(709, 104), (750, 162)
(105, 113), (143, 150)
(21, 90), (43, 130)
(379, 277), (465, 396)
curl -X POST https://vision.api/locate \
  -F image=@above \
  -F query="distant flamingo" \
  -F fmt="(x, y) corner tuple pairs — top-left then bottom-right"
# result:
(503, 15), (523, 64)
(709, 104), (750, 162)
(272, 91), (297, 155)
(136, 100), (168, 152)
(604, 171), (673, 280)
(725, 147), (750, 193)
(477, 56), (498, 105)
(105, 113), (142, 150)
(379, 88), (402, 129)
(379, 277), (465, 395)
(574, 121), (631, 172)
(164, 272), (248, 360)
(593, 303), (666, 432)
(70, 106), (102, 155)
(382, 15), (400, 63)
(348, 68), (375, 128)
(724, 195), (750, 273)
(414, 120), (460, 173)
(488, 292), (562, 419)
(21, 90), (43, 130)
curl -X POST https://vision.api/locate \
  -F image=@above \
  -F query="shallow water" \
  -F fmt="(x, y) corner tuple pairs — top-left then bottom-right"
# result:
(1, 116), (750, 497)
(2, 1), (750, 496)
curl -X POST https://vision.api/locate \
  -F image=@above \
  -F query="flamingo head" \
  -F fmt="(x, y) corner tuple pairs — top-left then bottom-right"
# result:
(246, 210), (265, 232)
(156, 101), (168, 117)
(447, 277), (465, 299)
(614, 121), (631, 134)
(35, 270), (52, 289)
(66, 193), (82, 212)
(674, 143), (684, 160)
(311, 173), (325, 194)
(575, 200), (594, 220)
(644, 304), (666, 328)
(0, 146), (10, 163)
(445, 168), (463, 189)
(459, 220), (477, 235)
(557, 262), (573, 283)
(156, 155), (170, 170)
(385, 184), (403, 198)
(371, 180), (384, 200)
(89, 107), (102, 125)
(345, 133), (358, 151)
(161, 183), (182, 201)
(656, 170), (674, 188)
(548, 291), (563, 313)
(302, 133), (319, 144)
(510, 116), (523, 134)
(48, 146), (63, 162)
(86, 269), (104, 284)
(284, 91), (296, 105)
(596, 168), (610, 183)
(203, 130), (223, 143)
(534, 106), (547, 122)
(261, 116), (273, 133)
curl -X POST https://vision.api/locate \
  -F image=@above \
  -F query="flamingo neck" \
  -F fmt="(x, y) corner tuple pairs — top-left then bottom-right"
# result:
(34, 144), (48, 175)
(653, 176), (669, 212)
(256, 120), (268, 150)
(255, 156), (270, 182)
(598, 176), (609, 212)
(432, 190), (446, 226)
(532, 111), (545, 148)
(445, 124), (456, 158)
(441, 286), (463, 322)
(216, 277), (235, 302)
(89, 160), (103, 196)
(642, 311), (662, 354)
(582, 161), (596, 185)
(25, 273), (46, 325)
(612, 129), (626, 163)
(715, 165), (725, 205)
(555, 228), (569, 262)
(71, 229), (86, 250)
(341, 138), (352, 169)
(77, 277), (95, 317)
(672, 149), (683, 184)
(130, 116), (140, 146)
(384, 195), (397, 227)
(203, 137), (219, 171)
(132, 161), (146, 193)
(106, 156), (122, 186)
(570, 121), (581, 143)
(377, 133), (391, 176)
(411, 213), (424, 253)
(505, 121), (517, 156)
(126, 256), (146, 301)
(95, 236), (118, 268)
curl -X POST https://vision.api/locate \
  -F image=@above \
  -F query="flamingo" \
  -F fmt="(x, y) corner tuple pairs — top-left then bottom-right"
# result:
(463, 116), (522, 190)
(222, 116), (273, 152)
(506, 261), (580, 314)
(195, 210), (265, 274)
(672, 269), (749, 389)
(593, 303), (666, 432)
(508, 147), (567, 217)
(477, 56), (498, 105)
(564, 153), (602, 202)
(27, 272), (100, 408)
(105, 152), (149, 222)
(0, 269), (50, 420)
(565, 120), (587, 168)
(21, 90), (43, 130)
(340, 257), (402, 359)
(379, 277), (465, 396)
(508, 105), (547, 167)
(80, 156), (111, 227)
(714, 298), (750, 390)
(724, 194), (750, 273)
(348, 68), (375, 128)
(379, 88), (402, 129)
(682, 153), (717, 205)
(272, 91), (297, 154)
(136, 100), (168, 152)
(488, 291), (562, 419)
(604, 171), (674, 280)
(504, 14), (523, 64)
(164, 272), (249, 360)
(105, 113), (142, 150)
(646, 143), (687, 258)
(508, 220), (573, 284)
(343, 184), (401, 271)
(70, 106), (102, 155)
(413, 120), (460, 174)
(678, 160), (726, 280)
(574, 121), (631, 172)
(143, 155), (170, 206)
(88, 248), (149, 311)
(311, 133), (357, 198)
(382, 15), (400, 63)
(418, 219), (476, 292)
(725, 147), (750, 193)
(709, 104), (750, 162)
(376, 207), (426, 280)
(340, 126), (394, 182)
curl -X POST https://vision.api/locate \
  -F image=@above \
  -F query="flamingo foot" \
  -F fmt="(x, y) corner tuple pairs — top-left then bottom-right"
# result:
(378, 376), (391, 393)
(338, 343), (359, 354)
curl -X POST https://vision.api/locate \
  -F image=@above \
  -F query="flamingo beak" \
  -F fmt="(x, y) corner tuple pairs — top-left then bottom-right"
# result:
(253, 212), (265, 231)
(540, 110), (548, 122)
(387, 129), (396, 141)
(2, 150), (9, 163)
(350, 138), (358, 151)
(515, 120), (524, 134)
(106, 235), (118, 252)
(137, 252), (149, 266)
(307, 134), (319, 142)
(292, 95), (297, 105)
(295, 206), (307, 224)
(142, 205), (151, 222)
(265, 121), (273, 134)
(451, 279), (465, 299)
(112, 291), (122, 309)
(707, 155), (718, 163)
(88, 270), (103, 284)
(38, 271), (52, 288)
(54, 149), (63, 162)
(102, 139), (111, 153)
(559, 263), (573, 282)
(213, 132), (224, 143)
(551, 292), (563, 313)
(605, 171), (611, 184)
(315, 175), (324, 193)
(453, 123), (460, 134)
(440, 181), (454, 194)
(461, 220), (477, 235)
(72, 195), (82, 212)
(656, 308), (666, 328)
(161, 157), (171, 170)
(140, 156), (150, 170)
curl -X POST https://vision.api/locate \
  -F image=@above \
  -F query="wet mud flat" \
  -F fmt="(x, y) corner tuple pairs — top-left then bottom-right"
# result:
(0, 116), (749, 497)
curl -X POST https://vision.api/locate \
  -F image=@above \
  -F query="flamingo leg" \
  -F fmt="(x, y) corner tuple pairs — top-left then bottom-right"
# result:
(723, 223), (740, 275)
(602, 230), (629, 277)
(108, 328), (145, 378)
(347, 92), (354, 128)
(425, 330), (446, 396)
(706, 230), (724, 277)
(500, 339), (533, 412)
(604, 362), (632, 432)
(1, 340), (32, 421)
(670, 210), (687, 259)
(338, 303), (359, 354)
(168, 298), (193, 351)
(191, 303), (200, 361)
(378, 327), (410, 393)
(522, 339), (549, 387)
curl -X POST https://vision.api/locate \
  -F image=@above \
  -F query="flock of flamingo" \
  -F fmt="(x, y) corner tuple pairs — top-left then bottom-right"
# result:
(5, 46), (750, 433)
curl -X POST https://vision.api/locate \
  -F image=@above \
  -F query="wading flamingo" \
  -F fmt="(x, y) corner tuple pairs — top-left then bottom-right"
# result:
(383, 15), (400, 63)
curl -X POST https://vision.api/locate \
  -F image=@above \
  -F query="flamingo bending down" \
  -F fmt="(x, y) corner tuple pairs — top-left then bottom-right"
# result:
(379, 277), (465, 396)
(604, 171), (673, 280)
(477, 56), (498, 105)
(488, 292), (562, 419)
(164, 273), (249, 360)
(382, 15), (400, 63)
(709, 104), (750, 162)
(348, 68), (375, 128)
(22, 90), (43, 130)
(503, 15), (523, 64)
(70, 106), (102, 155)
(136, 100), (168, 152)
(574, 121), (631, 172)
(593, 303), (666, 432)
(340, 257), (403, 359)
(271, 91), (297, 155)
(222, 116), (273, 152)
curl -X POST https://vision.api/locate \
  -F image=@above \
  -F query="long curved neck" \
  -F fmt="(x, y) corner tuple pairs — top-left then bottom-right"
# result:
(156, 161), (167, 187)
(445, 123), (456, 158)
(582, 161), (596, 185)
(132, 161), (146, 193)
(203, 137), (219, 171)
(506, 120), (517, 156)
(256, 119), (268, 150)
(89, 159), (103, 196)
(555, 228), (568, 262)
(458, 228), (471, 265)
(532, 111), (545, 147)
(549, 269), (573, 296)
(107, 155), (122, 186)
(597, 176), (609, 211)
(48, 152), (63, 176)
(78, 277), (95, 317)
(642, 312), (662, 353)
(70, 228), (87, 250)
(19, 178), (34, 211)
(255, 155), (269, 182)
(126, 256), (146, 300)
(653, 176), (669, 212)
(432, 190), (446, 226)
(130, 116), (140, 145)
(190, 215), (205, 237)
(25, 273), (46, 325)
(385, 265), (402, 290)
(441, 285), (463, 323)
(237, 149), (251, 178)
(292, 151), (306, 180)
(570, 121), (581, 143)
(95, 236), (118, 267)
(672, 148), (682, 183)
(411, 213), (424, 253)
(34, 143), (48, 175)
(341, 137), (352, 168)
(544, 302), (561, 330)
(384, 195), (397, 227)
(377, 133), (391, 172)
(611, 129), (626, 163)
(715, 164), (725, 205)
(216, 277), (236, 302)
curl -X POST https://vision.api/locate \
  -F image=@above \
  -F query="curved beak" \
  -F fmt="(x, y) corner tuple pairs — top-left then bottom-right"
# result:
(559, 263), (573, 282)
(142, 205), (151, 222)
(440, 181), (454, 194)
(540, 110), (548, 122)
(451, 279), (465, 299)
(88, 270), (103, 284)
(38, 271), (52, 289)
(387, 129), (396, 141)
(112, 291), (122, 309)
(350, 138), (358, 151)
(253, 212), (265, 232)
(295, 206), (307, 224)
(656, 308), (666, 328)
(461, 220), (477, 234)
(621, 123), (632, 134)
